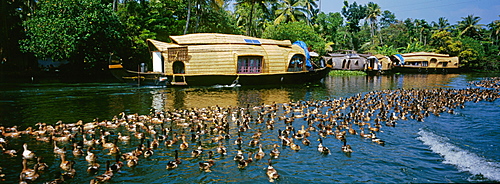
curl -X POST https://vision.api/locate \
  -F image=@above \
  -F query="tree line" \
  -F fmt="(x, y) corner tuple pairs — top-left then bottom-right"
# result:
(1, 0), (499, 74)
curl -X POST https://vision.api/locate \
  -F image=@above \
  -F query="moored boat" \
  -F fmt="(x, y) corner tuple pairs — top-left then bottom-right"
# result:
(390, 52), (461, 74)
(109, 33), (330, 86)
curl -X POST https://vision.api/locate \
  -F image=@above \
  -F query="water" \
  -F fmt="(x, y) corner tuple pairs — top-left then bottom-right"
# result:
(0, 74), (499, 183)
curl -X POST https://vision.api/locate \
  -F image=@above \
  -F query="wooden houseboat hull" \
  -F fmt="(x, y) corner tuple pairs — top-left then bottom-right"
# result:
(109, 64), (330, 86)
(391, 66), (461, 74)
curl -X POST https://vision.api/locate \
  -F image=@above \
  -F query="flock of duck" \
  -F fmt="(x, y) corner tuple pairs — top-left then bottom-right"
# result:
(1, 77), (499, 183)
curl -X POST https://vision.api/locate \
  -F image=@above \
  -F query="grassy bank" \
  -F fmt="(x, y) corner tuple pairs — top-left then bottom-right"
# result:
(328, 70), (367, 76)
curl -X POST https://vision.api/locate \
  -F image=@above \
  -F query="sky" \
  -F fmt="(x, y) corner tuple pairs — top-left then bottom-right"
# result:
(319, 0), (500, 25)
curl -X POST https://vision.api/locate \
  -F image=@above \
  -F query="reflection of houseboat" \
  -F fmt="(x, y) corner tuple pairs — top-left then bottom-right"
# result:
(364, 54), (393, 75)
(390, 52), (460, 74)
(321, 50), (368, 71)
(109, 33), (330, 86)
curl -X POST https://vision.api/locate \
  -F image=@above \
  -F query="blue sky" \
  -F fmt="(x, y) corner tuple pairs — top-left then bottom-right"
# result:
(319, 0), (500, 25)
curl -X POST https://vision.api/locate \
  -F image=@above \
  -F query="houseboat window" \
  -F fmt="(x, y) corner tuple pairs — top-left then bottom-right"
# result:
(354, 60), (359, 66)
(441, 62), (448, 67)
(423, 61), (428, 66)
(430, 58), (437, 63)
(238, 56), (262, 74)
(173, 61), (185, 74)
(287, 55), (305, 72)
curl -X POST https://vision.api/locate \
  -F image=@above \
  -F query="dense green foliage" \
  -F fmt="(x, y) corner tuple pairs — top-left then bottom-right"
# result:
(262, 21), (325, 53)
(20, 0), (125, 70)
(1, 0), (499, 73)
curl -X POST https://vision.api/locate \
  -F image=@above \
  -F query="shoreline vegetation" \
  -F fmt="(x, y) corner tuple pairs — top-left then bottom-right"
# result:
(328, 70), (367, 76)
(1, 0), (499, 78)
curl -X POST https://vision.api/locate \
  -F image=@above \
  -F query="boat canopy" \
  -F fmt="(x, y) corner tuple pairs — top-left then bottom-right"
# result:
(169, 33), (292, 47)
(395, 54), (405, 65)
(292, 41), (312, 69)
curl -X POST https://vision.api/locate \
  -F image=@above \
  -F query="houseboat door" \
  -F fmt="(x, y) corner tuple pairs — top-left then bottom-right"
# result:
(173, 61), (185, 74)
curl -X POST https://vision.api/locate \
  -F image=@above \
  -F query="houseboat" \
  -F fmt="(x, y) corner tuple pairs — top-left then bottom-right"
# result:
(109, 33), (330, 86)
(390, 52), (460, 74)
(320, 50), (368, 71)
(364, 54), (393, 75)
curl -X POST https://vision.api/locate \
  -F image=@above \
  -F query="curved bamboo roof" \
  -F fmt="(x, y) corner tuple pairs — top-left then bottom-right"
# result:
(169, 33), (292, 46)
(401, 52), (450, 57)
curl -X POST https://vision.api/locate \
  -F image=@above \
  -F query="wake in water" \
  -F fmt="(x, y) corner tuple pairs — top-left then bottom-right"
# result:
(417, 129), (500, 182)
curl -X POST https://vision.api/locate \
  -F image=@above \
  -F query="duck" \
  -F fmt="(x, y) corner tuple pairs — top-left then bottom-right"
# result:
(341, 139), (353, 153)
(59, 153), (72, 171)
(216, 142), (227, 156)
(35, 156), (49, 172)
(72, 143), (84, 157)
(126, 156), (139, 167)
(371, 132), (385, 146)
(385, 120), (397, 127)
(248, 138), (260, 147)
(87, 162), (100, 174)
(166, 150), (181, 169)
(317, 138), (330, 155)
(101, 136), (116, 149)
(86, 147), (97, 164)
(22, 143), (36, 160)
(20, 159), (39, 182)
(150, 137), (159, 149)
(61, 160), (76, 180)
(233, 149), (244, 162)
(94, 160), (113, 183)
(53, 141), (65, 155)
(179, 135), (189, 150)
(199, 151), (215, 172)
(83, 135), (95, 147)
(359, 128), (372, 139)
(238, 152), (253, 169)
(110, 154), (123, 172)
(347, 124), (357, 135)
(0, 144), (17, 157)
(106, 143), (120, 155)
(191, 141), (203, 158)
(234, 132), (243, 145)
(266, 159), (280, 182)
(143, 147), (154, 158)
(117, 132), (130, 142)
(269, 144), (280, 159)
(289, 140), (301, 151)
(302, 137), (311, 146)
(255, 144), (265, 160)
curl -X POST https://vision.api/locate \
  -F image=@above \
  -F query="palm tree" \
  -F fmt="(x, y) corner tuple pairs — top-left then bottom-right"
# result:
(457, 14), (484, 38)
(274, 0), (308, 25)
(184, 0), (225, 34)
(432, 17), (450, 32)
(304, 0), (319, 24)
(236, 0), (274, 36)
(488, 16), (500, 45)
(365, 2), (381, 44)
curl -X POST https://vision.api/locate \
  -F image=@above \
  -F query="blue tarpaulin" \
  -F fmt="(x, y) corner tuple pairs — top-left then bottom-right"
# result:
(292, 41), (312, 69)
(395, 54), (405, 65)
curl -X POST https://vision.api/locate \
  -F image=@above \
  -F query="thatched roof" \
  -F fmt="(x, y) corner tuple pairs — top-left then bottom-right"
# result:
(147, 39), (183, 52)
(401, 52), (450, 57)
(169, 33), (292, 46)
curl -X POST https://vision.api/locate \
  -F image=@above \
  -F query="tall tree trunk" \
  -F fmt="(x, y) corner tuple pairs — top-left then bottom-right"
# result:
(370, 22), (375, 44)
(184, 0), (192, 34)
(113, 0), (117, 11)
(248, 0), (255, 36)
(194, 1), (200, 33)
